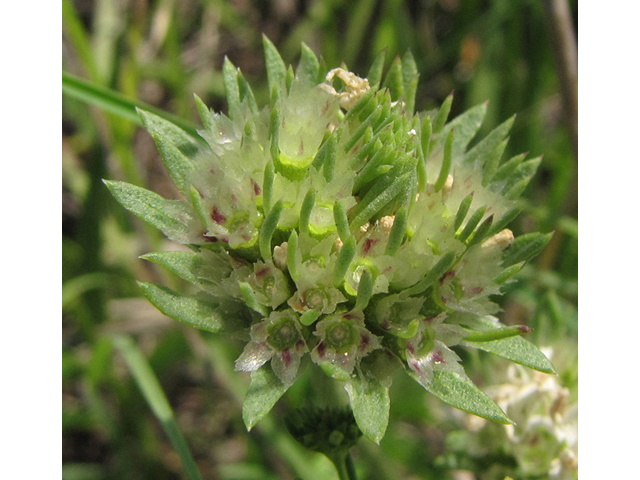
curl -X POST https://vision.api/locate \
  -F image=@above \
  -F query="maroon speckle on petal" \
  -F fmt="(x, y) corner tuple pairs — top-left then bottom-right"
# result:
(411, 361), (421, 373)
(468, 287), (484, 296)
(362, 238), (378, 255)
(203, 234), (218, 243)
(440, 270), (455, 285)
(518, 325), (533, 334)
(316, 342), (326, 358)
(211, 206), (226, 224)
(441, 296), (448, 304)
(281, 349), (292, 368)
(431, 350), (445, 364)
(406, 342), (415, 354)
(343, 313), (357, 320)
(295, 340), (306, 350)
(359, 333), (370, 351)
(251, 179), (262, 196)
(255, 267), (270, 278)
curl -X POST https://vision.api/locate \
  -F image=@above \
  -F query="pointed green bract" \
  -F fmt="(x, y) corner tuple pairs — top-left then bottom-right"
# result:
(422, 371), (513, 424)
(367, 49), (387, 87)
(222, 57), (241, 119)
(503, 232), (553, 267)
(139, 282), (223, 333)
(296, 43), (321, 86)
(141, 251), (200, 285)
(263, 35), (287, 95)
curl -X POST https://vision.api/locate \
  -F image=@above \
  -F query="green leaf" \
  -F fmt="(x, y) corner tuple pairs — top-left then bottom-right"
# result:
(434, 129), (454, 192)
(332, 236), (357, 287)
(62, 71), (201, 140)
(501, 157), (542, 198)
(350, 171), (412, 228)
(383, 56), (404, 102)
(140, 251), (200, 285)
(464, 115), (514, 167)
(222, 57), (241, 119)
(296, 43), (320, 86)
(367, 48), (387, 87)
(138, 282), (223, 333)
(259, 199), (284, 261)
(138, 109), (199, 196)
(263, 35), (287, 95)
(438, 102), (487, 159)
(502, 232), (553, 267)
(103, 180), (199, 243)
(243, 366), (289, 430)
(193, 93), (214, 130)
(422, 371), (512, 424)
(345, 374), (390, 444)
(459, 316), (555, 374)
(401, 50), (419, 116)
(405, 251), (456, 296)
(431, 93), (453, 134)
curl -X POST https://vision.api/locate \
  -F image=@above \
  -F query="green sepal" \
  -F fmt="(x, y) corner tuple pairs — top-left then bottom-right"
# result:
(222, 57), (240, 119)
(438, 101), (487, 159)
(243, 366), (289, 430)
(140, 251), (200, 285)
(345, 374), (390, 444)
(333, 200), (351, 242)
(259, 199), (284, 261)
(420, 371), (513, 424)
(434, 128), (454, 192)
(431, 93), (453, 133)
(286, 230), (301, 282)
(296, 43), (321, 86)
(385, 205), (408, 255)
(138, 282), (223, 333)
(502, 232), (553, 267)
(193, 93), (214, 131)
(501, 156), (542, 197)
(300, 310), (321, 326)
(319, 361), (351, 381)
(405, 251), (457, 296)
(237, 70), (258, 115)
(138, 109), (199, 196)
(367, 48), (387, 87)
(262, 35), (287, 96)
(299, 189), (316, 235)
(355, 268), (374, 311)
(490, 152), (527, 184)
(466, 214), (494, 247)
(333, 236), (357, 287)
(454, 193), (474, 232)
(494, 261), (525, 285)
(401, 50), (419, 117)
(383, 56), (404, 103)
(350, 171), (412, 229)
(464, 115), (516, 167)
(486, 207), (521, 238)
(457, 206), (487, 243)
(239, 281), (269, 316)
(263, 161), (275, 214)
(104, 180), (198, 242)
(269, 87), (281, 162)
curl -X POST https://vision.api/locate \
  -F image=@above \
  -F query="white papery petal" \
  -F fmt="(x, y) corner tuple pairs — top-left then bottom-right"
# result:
(234, 342), (272, 372)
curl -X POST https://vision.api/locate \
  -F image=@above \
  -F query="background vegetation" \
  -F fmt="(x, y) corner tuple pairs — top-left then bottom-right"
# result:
(62, 1), (578, 478)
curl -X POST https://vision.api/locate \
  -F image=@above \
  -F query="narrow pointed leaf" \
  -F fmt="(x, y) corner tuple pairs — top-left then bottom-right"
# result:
(296, 43), (320, 86)
(259, 200), (284, 261)
(454, 193), (474, 231)
(367, 49), (387, 87)
(222, 57), (240, 118)
(464, 115), (514, 166)
(401, 50), (419, 116)
(139, 282), (223, 333)
(263, 35), (287, 95)
(502, 232), (553, 267)
(432, 93), (453, 133)
(193, 94), (214, 130)
(383, 56), (404, 102)
(421, 371), (512, 424)
(405, 251), (456, 296)
(104, 180), (199, 243)
(457, 206), (486, 243)
(434, 129), (454, 192)
(140, 251), (200, 284)
(333, 236), (357, 286)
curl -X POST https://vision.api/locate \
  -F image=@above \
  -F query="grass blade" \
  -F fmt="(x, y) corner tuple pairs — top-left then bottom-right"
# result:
(112, 335), (204, 480)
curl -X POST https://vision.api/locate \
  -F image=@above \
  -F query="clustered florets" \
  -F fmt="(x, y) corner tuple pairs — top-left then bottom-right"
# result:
(106, 38), (554, 441)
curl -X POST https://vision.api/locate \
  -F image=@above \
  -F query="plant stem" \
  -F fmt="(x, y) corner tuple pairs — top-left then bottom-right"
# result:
(328, 451), (358, 480)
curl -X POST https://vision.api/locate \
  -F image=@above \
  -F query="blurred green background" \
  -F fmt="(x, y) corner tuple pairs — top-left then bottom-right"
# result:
(62, 0), (577, 479)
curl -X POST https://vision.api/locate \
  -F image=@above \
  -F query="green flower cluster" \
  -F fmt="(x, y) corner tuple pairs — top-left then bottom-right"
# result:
(106, 37), (554, 443)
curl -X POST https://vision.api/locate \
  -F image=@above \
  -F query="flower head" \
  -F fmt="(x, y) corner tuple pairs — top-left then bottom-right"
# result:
(106, 38), (554, 441)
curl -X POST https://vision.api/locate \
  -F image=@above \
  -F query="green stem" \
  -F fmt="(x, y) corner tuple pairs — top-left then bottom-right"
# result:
(328, 451), (358, 480)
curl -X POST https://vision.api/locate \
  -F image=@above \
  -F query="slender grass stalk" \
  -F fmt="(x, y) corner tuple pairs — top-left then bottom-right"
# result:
(112, 335), (204, 480)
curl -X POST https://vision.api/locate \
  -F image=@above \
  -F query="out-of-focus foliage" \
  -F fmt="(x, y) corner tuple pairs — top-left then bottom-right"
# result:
(62, 1), (577, 479)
